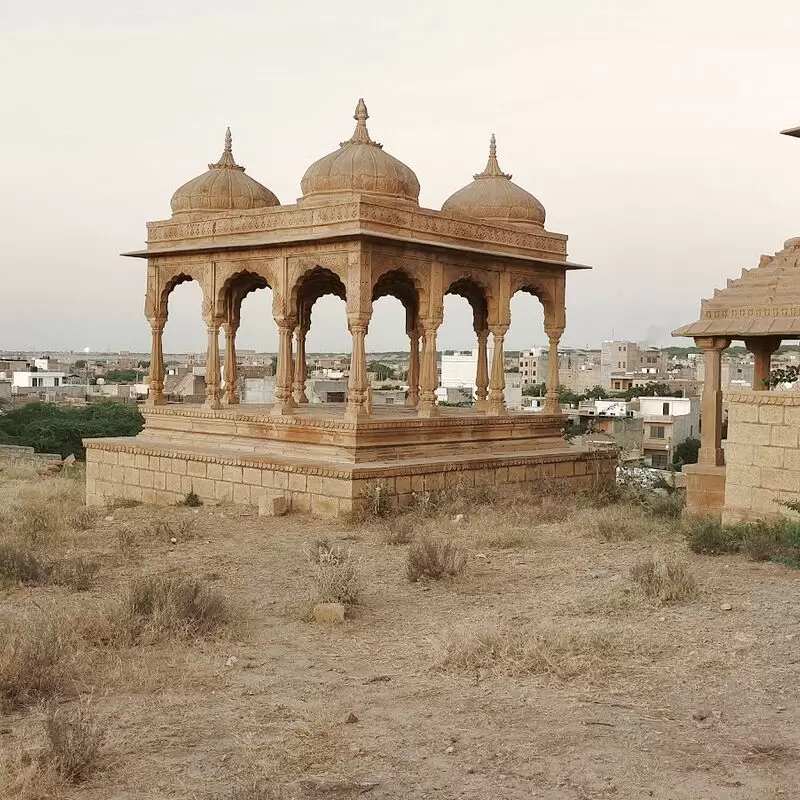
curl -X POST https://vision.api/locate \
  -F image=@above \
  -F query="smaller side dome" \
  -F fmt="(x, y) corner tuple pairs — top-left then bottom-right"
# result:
(300, 99), (420, 205)
(170, 128), (280, 215)
(441, 135), (545, 230)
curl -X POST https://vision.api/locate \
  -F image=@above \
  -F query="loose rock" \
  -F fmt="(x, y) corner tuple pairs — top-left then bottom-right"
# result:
(313, 602), (346, 624)
(345, 712), (359, 724)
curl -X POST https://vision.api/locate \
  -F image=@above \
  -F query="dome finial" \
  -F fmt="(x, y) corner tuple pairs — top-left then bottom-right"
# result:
(341, 98), (382, 148)
(210, 127), (245, 171)
(476, 133), (511, 180)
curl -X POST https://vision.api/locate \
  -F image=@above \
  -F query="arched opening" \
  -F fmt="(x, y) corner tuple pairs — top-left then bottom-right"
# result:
(509, 288), (547, 412)
(220, 271), (276, 406)
(294, 267), (348, 405)
(439, 278), (490, 409)
(160, 276), (206, 403)
(370, 270), (421, 408)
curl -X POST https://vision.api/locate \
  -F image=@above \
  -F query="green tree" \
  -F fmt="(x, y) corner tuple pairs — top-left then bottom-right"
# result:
(74, 359), (86, 369)
(622, 382), (682, 400)
(368, 361), (394, 381)
(522, 382), (547, 397)
(0, 401), (144, 460)
(672, 437), (700, 470)
(583, 385), (608, 399)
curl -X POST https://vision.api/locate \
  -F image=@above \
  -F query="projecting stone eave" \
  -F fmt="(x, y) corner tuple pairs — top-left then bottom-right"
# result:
(120, 195), (585, 268)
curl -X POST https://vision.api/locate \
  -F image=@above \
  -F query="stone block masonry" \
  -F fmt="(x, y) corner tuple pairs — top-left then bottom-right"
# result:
(84, 439), (614, 517)
(723, 391), (800, 523)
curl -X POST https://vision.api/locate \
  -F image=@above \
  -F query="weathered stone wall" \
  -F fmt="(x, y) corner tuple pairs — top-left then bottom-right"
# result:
(0, 444), (62, 469)
(85, 443), (614, 517)
(723, 390), (800, 523)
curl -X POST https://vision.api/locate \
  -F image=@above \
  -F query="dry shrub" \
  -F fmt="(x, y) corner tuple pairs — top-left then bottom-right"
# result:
(51, 556), (101, 591)
(312, 548), (361, 605)
(0, 540), (51, 587)
(684, 516), (740, 554)
(433, 620), (625, 682)
(646, 491), (684, 519)
(629, 556), (699, 603)
(477, 527), (528, 550)
(406, 538), (466, 581)
(106, 497), (143, 510)
(381, 516), (416, 545)
(145, 516), (197, 542)
(118, 574), (232, 642)
(0, 613), (79, 712)
(4, 494), (61, 546)
(41, 701), (105, 784)
(68, 506), (99, 531)
(594, 505), (652, 542)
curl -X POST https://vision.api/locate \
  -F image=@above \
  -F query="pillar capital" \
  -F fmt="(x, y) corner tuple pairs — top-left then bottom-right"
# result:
(147, 316), (167, 333)
(694, 336), (730, 352)
(744, 335), (781, 355)
(544, 326), (565, 342)
(420, 316), (442, 333)
(488, 324), (508, 339)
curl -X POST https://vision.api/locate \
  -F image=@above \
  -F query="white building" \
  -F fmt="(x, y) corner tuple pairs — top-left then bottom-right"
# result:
(518, 347), (546, 386)
(439, 345), (493, 391)
(12, 371), (65, 388)
(637, 396), (700, 468)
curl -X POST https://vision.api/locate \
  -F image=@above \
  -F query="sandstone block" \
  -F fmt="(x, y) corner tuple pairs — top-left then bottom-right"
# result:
(311, 494), (338, 516)
(188, 460), (207, 478)
(274, 471), (289, 489)
(785, 448), (800, 472)
(124, 467), (140, 486)
(313, 603), (345, 624)
(207, 462), (224, 480)
(753, 447), (784, 469)
(259, 494), (288, 517)
(724, 482), (752, 510)
(166, 473), (182, 493)
(770, 425), (798, 449)
(395, 475), (411, 494)
(192, 477), (215, 498)
(223, 465), (242, 483)
(242, 467), (262, 486)
(139, 470), (154, 488)
(233, 483), (251, 505)
(214, 481), (233, 502)
(758, 405), (785, 425)
(291, 492), (312, 513)
(135, 454), (150, 469)
(724, 442), (753, 466)
(729, 403), (759, 423)
(761, 467), (798, 493)
(118, 452), (135, 468)
(288, 473), (307, 492)
(785, 406), (800, 427)
(752, 486), (780, 513)
(726, 463), (759, 487)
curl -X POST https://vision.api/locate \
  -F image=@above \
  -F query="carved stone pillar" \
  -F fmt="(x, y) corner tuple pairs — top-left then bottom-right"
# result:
(293, 325), (309, 404)
(417, 318), (441, 418)
(544, 328), (563, 414)
(475, 328), (489, 412)
(345, 315), (370, 421)
(695, 336), (730, 467)
(745, 336), (781, 390)
(487, 325), (508, 416)
(147, 318), (166, 406)
(272, 316), (297, 417)
(222, 321), (239, 405)
(405, 327), (420, 407)
(204, 319), (222, 410)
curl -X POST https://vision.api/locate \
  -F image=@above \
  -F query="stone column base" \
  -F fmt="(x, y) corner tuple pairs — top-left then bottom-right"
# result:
(683, 463), (727, 520)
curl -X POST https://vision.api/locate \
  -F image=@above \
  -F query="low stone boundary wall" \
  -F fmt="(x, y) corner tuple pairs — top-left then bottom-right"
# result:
(0, 444), (62, 469)
(85, 439), (615, 516)
(724, 390), (800, 523)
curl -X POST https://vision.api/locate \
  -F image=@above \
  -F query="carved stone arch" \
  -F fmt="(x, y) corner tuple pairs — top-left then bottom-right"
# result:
(288, 256), (348, 308)
(371, 262), (429, 322)
(215, 261), (276, 321)
(443, 269), (494, 331)
(290, 265), (348, 330)
(371, 268), (423, 333)
(155, 264), (209, 321)
(509, 273), (562, 331)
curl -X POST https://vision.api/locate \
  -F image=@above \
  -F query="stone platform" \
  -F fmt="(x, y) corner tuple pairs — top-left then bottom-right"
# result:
(84, 404), (616, 515)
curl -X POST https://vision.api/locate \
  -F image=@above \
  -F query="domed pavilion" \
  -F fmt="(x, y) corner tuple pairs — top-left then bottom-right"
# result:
(84, 100), (613, 514)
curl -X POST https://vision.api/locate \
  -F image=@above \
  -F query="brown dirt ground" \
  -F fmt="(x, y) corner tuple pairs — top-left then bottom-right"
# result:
(2, 470), (800, 799)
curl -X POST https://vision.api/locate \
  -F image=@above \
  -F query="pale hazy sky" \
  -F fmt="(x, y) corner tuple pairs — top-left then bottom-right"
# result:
(2, 0), (800, 355)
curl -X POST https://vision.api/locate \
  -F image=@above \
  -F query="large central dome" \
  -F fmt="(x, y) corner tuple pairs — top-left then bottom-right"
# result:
(300, 99), (420, 205)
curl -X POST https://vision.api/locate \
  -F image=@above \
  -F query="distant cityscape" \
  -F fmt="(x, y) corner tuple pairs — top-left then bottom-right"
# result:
(3, 338), (795, 471)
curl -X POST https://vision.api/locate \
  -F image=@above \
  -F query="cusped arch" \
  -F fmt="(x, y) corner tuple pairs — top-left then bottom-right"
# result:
(291, 265), (347, 325)
(444, 272), (492, 330)
(510, 275), (564, 332)
(371, 263), (428, 318)
(372, 268), (422, 332)
(155, 270), (205, 321)
(216, 268), (271, 323)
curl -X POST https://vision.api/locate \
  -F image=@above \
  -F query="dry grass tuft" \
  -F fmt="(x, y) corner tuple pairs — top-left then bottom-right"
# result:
(381, 516), (416, 545)
(593, 505), (655, 542)
(433, 620), (628, 682)
(0, 613), (79, 712)
(41, 701), (105, 784)
(67, 506), (99, 531)
(117, 574), (232, 642)
(0, 540), (52, 587)
(406, 538), (467, 582)
(629, 556), (699, 603)
(477, 528), (528, 550)
(50, 556), (101, 591)
(311, 547), (361, 606)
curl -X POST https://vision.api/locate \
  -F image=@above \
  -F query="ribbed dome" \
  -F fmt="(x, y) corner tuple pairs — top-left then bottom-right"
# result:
(442, 135), (545, 230)
(300, 99), (420, 204)
(170, 128), (280, 215)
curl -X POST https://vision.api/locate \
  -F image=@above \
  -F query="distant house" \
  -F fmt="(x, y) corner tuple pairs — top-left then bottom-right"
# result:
(637, 396), (700, 468)
(12, 371), (65, 389)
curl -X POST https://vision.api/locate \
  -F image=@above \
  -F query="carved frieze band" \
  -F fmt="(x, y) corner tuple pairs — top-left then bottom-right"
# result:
(146, 201), (568, 258)
(725, 390), (800, 406)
